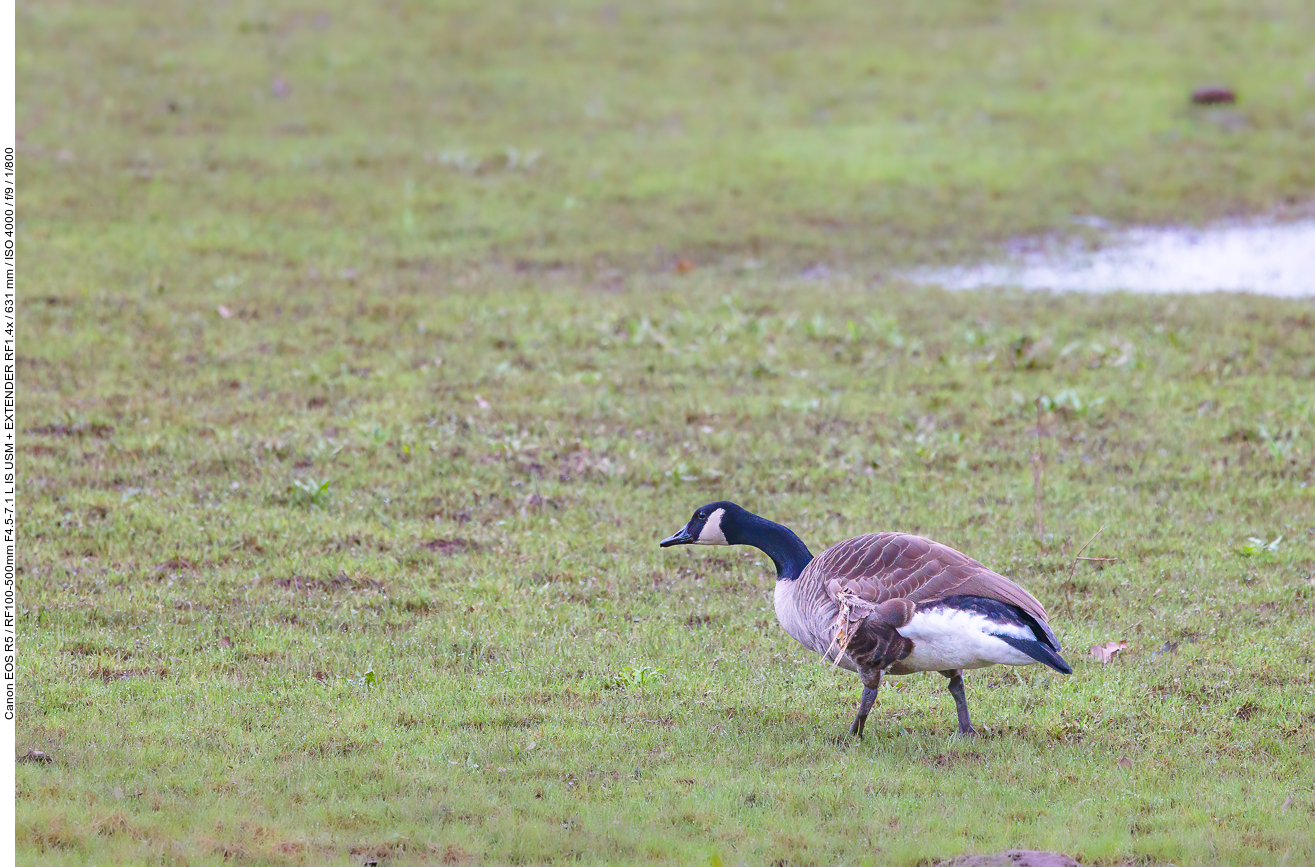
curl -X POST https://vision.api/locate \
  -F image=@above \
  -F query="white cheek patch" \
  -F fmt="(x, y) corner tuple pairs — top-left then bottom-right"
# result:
(696, 508), (727, 545)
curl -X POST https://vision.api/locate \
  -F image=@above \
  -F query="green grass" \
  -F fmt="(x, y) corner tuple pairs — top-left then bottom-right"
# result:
(17, 1), (1315, 865)
(19, 0), (1315, 274)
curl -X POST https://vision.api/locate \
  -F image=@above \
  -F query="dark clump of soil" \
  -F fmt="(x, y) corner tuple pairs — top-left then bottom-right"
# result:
(421, 538), (478, 555)
(27, 422), (115, 439)
(1191, 86), (1236, 105)
(18, 749), (55, 764)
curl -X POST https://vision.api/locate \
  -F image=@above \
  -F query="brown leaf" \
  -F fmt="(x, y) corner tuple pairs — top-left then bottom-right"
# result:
(217, 305), (234, 319)
(1116, 756), (1133, 769)
(674, 257), (695, 274)
(218, 636), (233, 648)
(1089, 640), (1127, 663)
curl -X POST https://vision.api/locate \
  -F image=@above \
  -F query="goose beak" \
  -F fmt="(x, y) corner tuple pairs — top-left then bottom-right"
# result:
(660, 525), (695, 547)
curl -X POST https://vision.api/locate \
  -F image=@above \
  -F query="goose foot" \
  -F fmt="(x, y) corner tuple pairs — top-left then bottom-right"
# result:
(848, 682), (882, 739)
(941, 669), (976, 736)
(848, 714), (866, 738)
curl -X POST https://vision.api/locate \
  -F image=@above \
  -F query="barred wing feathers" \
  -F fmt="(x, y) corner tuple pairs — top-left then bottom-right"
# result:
(805, 532), (1061, 650)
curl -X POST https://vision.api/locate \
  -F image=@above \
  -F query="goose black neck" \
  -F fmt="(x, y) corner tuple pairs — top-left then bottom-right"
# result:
(739, 513), (813, 581)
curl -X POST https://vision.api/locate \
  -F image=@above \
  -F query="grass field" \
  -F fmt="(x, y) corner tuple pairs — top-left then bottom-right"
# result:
(17, 1), (1315, 865)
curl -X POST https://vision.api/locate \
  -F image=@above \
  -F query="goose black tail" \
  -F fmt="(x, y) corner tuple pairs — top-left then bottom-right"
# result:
(998, 635), (1074, 675)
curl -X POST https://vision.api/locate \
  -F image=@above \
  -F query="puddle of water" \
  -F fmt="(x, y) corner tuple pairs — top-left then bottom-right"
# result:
(912, 219), (1315, 297)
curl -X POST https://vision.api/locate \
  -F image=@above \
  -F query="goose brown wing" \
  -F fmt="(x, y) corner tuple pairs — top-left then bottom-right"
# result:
(805, 532), (1061, 649)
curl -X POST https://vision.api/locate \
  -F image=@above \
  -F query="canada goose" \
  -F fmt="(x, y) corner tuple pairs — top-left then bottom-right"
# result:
(660, 501), (1071, 736)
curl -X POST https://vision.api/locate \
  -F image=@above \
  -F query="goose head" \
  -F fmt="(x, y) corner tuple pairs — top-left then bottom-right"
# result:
(659, 501), (744, 547)
(660, 500), (814, 580)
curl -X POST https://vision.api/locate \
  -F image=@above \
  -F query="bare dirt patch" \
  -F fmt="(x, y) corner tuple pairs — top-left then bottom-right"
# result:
(90, 668), (169, 682)
(274, 574), (386, 593)
(421, 538), (478, 555)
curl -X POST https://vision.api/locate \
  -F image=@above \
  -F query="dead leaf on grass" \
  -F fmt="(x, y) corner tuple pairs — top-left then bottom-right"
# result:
(1116, 756), (1134, 769)
(1089, 640), (1127, 663)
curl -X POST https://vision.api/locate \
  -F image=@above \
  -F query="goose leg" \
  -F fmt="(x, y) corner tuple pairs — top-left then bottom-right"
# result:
(849, 674), (882, 738)
(940, 669), (976, 736)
